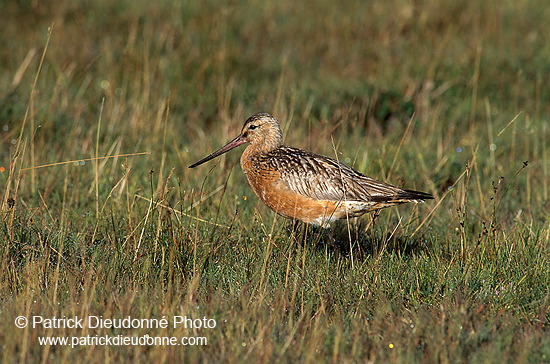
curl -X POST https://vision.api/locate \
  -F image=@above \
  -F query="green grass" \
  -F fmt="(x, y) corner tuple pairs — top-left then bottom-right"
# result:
(1, 0), (549, 362)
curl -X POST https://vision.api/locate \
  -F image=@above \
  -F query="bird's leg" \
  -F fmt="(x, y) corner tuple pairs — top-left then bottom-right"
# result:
(326, 225), (338, 249)
(286, 220), (312, 248)
(370, 210), (381, 230)
(300, 221), (310, 247)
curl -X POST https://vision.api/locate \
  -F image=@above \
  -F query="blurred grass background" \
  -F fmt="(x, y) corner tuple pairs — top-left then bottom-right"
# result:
(1, 0), (549, 362)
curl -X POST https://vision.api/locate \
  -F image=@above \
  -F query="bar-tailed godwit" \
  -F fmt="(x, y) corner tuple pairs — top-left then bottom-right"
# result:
(189, 113), (432, 226)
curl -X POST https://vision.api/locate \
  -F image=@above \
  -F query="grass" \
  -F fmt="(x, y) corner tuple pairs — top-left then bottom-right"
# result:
(1, 0), (549, 362)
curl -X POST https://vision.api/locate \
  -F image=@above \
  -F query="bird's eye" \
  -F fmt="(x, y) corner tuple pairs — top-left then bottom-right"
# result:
(248, 124), (258, 130)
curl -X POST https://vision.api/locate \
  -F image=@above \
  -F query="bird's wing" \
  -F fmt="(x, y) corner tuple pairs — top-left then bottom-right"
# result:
(265, 147), (403, 202)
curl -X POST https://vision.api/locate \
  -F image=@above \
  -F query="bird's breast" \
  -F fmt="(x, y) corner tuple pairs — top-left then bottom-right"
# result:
(239, 153), (342, 226)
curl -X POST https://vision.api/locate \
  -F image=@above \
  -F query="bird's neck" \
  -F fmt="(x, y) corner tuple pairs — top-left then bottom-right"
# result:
(251, 132), (283, 154)
(240, 136), (282, 169)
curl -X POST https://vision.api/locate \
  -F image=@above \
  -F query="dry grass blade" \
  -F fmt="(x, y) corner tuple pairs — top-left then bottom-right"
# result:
(18, 152), (152, 172)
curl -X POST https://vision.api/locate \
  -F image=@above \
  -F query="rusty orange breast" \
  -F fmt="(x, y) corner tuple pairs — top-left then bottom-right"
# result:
(240, 150), (341, 225)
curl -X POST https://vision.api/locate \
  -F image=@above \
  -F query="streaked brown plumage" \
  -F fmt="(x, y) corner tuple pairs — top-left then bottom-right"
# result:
(189, 113), (433, 226)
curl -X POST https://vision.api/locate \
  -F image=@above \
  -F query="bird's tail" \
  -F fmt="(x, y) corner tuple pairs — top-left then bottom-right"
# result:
(369, 189), (433, 204)
(399, 189), (433, 202)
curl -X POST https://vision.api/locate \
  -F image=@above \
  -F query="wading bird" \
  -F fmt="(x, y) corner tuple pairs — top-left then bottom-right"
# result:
(189, 113), (432, 227)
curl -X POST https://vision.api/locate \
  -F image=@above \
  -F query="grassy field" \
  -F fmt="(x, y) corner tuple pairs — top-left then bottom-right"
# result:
(1, 0), (549, 362)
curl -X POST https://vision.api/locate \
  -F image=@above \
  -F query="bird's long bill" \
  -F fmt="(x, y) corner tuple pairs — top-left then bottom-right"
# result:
(188, 135), (247, 168)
